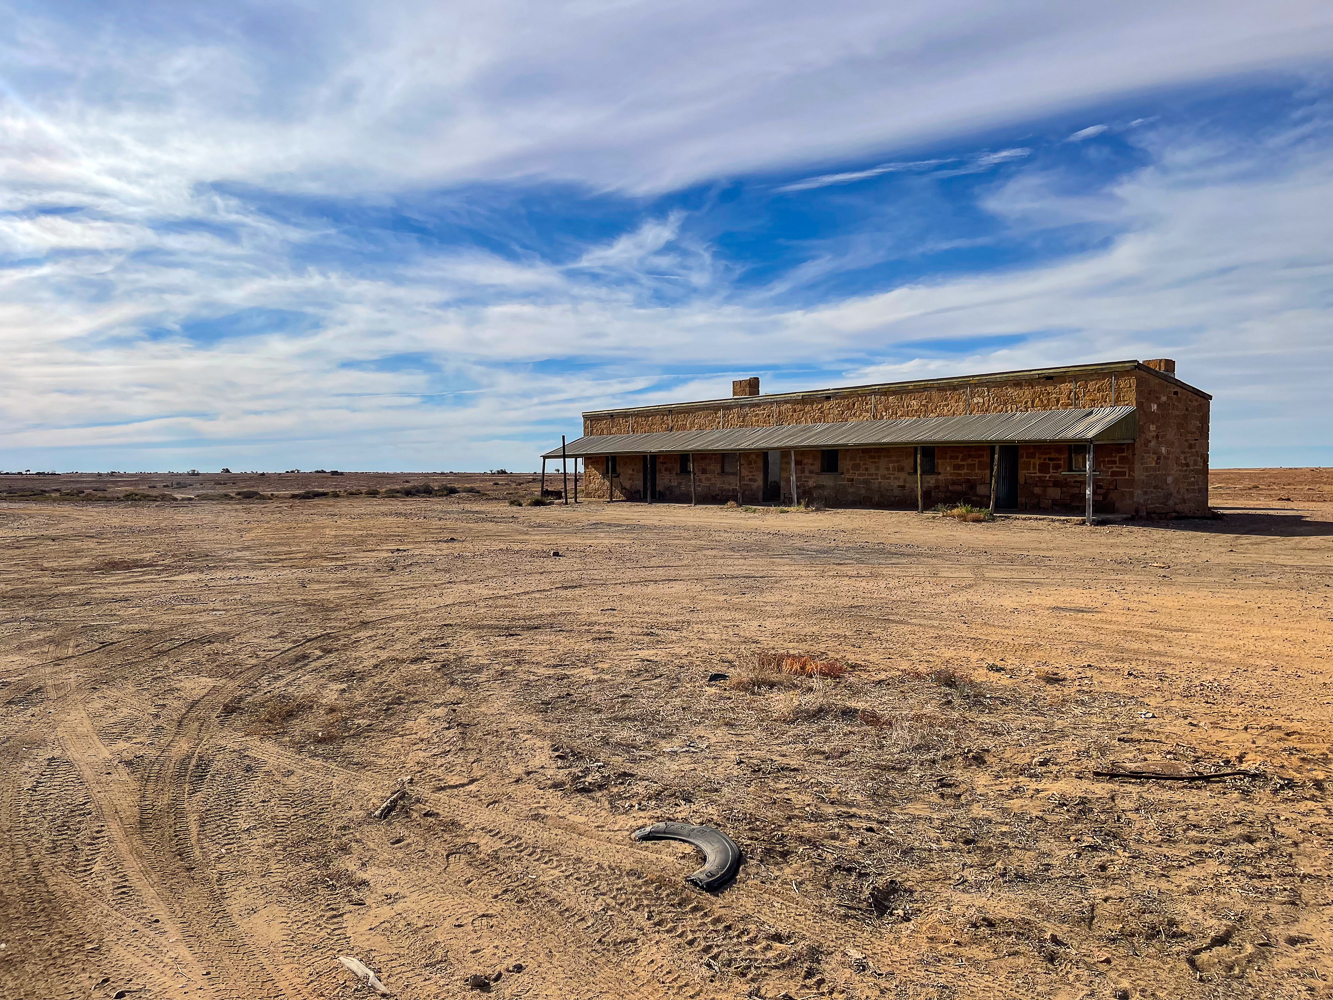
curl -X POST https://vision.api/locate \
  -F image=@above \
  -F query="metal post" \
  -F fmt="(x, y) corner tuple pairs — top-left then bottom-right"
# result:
(916, 446), (923, 513)
(789, 450), (798, 506)
(540, 457), (546, 497)
(690, 454), (696, 506)
(988, 445), (999, 514)
(562, 436), (569, 505)
(1085, 441), (1094, 525)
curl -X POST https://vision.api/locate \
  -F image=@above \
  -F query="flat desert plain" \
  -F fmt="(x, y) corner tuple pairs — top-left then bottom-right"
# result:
(1, 468), (1331, 1000)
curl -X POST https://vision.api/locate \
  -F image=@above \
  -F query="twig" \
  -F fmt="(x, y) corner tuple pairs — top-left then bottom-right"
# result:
(1092, 769), (1266, 782)
(372, 787), (408, 820)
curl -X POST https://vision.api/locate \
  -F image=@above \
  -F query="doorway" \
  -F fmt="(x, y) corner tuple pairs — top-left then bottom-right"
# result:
(762, 450), (781, 502)
(646, 454), (658, 500)
(996, 445), (1019, 508)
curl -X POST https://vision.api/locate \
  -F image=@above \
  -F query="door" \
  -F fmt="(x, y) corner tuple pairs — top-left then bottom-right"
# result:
(763, 450), (781, 501)
(996, 445), (1019, 508)
(647, 454), (658, 500)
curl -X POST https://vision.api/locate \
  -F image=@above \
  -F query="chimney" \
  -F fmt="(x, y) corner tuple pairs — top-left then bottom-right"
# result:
(1143, 358), (1176, 376)
(732, 377), (760, 397)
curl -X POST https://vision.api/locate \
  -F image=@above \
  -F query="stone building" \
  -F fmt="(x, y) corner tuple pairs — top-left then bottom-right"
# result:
(542, 359), (1210, 517)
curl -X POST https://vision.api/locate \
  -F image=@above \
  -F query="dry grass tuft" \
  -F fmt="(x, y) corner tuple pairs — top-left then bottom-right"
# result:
(934, 502), (995, 522)
(728, 650), (848, 692)
(758, 651), (848, 679)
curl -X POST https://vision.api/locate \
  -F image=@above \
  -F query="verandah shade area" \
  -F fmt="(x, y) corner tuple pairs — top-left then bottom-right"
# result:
(543, 407), (1137, 521)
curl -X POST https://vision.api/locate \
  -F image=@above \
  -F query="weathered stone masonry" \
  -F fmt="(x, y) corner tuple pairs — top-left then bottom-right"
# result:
(572, 360), (1210, 516)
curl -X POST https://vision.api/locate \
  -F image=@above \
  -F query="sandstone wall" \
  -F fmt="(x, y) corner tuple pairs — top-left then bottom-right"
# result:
(1132, 377), (1210, 516)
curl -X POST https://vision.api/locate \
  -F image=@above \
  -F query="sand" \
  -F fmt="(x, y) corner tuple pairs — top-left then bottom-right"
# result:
(1, 468), (1330, 999)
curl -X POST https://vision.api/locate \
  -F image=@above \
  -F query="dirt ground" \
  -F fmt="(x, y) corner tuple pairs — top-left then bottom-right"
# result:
(1, 468), (1331, 1000)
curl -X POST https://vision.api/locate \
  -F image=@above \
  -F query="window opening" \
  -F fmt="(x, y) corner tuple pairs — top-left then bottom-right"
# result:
(915, 446), (936, 475)
(820, 450), (839, 474)
(1069, 446), (1094, 473)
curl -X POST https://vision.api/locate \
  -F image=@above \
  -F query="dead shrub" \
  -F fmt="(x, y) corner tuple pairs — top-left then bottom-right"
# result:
(246, 696), (308, 732)
(773, 690), (858, 724)
(1036, 668), (1066, 684)
(728, 650), (848, 692)
(757, 651), (848, 679)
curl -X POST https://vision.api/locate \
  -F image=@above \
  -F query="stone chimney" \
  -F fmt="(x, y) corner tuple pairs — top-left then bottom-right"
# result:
(732, 376), (760, 397)
(1143, 358), (1176, 375)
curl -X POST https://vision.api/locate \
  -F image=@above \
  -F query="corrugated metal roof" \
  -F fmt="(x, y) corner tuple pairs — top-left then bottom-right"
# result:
(543, 405), (1137, 458)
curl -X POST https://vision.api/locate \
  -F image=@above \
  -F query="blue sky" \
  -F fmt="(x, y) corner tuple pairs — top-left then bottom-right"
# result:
(2, 1), (1331, 471)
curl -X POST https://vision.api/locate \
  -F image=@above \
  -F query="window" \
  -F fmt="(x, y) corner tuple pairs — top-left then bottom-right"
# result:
(679, 454), (692, 474)
(607, 456), (618, 476)
(720, 453), (738, 475)
(820, 449), (839, 474)
(1069, 446), (1093, 473)
(915, 446), (936, 475)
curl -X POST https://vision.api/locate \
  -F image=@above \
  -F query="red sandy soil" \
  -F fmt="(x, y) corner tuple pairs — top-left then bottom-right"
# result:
(1, 468), (1330, 999)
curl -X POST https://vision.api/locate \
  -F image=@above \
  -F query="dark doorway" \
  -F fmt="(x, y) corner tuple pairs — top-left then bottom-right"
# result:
(646, 454), (658, 500)
(762, 450), (781, 501)
(996, 445), (1019, 508)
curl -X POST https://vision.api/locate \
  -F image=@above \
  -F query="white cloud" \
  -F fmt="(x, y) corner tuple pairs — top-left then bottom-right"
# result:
(1067, 124), (1109, 141)
(1, 3), (1331, 468)
(3, 120), (1330, 470)
(3, 1), (1332, 202)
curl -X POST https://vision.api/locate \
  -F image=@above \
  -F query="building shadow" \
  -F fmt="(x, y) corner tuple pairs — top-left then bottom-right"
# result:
(1136, 508), (1333, 538)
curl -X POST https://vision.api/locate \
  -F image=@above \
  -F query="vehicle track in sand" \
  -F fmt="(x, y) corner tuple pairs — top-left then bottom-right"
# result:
(2, 484), (1331, 999)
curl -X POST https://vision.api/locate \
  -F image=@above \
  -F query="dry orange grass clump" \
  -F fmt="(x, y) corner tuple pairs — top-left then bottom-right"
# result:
(756, 651), (848, 679)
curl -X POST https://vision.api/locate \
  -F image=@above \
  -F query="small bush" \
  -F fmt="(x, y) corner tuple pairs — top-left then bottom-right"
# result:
(508, 498), (523, 506)
(236, 490), (262, 499)
(729, 650), (848, 691)
(458, 485), (480, 494)
(363, 488), (380, 496)
(937, 503), (994, 522)
(294, 490), (329, 499)
(526, 497), (551, 506)
(759, 651), (848, 679)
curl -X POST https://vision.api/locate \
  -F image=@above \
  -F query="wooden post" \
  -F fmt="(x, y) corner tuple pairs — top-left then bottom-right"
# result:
(988, 445), (999, 513)
(916, 446), (923, 513)
(1085, 441), (1095, 525)
(540, 456), (546, 497)
(690, 454), (696, 506)
(562, 436), (569, 505)
(573, 457), (578, 503)
(789, 450), (798, 506)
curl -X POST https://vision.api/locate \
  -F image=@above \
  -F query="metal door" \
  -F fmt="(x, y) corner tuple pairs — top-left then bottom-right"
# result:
(996, 446), (1019, 508)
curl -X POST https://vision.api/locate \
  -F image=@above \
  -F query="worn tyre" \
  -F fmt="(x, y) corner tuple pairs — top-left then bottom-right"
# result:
(632, 821), (741, 890)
